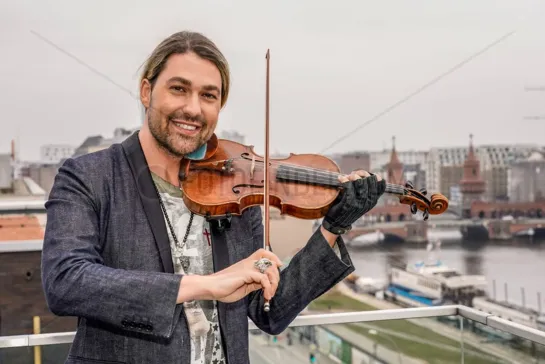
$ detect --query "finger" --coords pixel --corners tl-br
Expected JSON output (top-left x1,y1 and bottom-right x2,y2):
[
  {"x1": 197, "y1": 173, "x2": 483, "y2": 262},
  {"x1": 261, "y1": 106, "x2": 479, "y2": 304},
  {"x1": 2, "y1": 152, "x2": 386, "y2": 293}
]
[
  {"x1": 255, "y1": 249, "x2": 284, "y2": 267},
  {"x1": 265, "y1": 264, "x2": 280, "y2": 297},
  {"x1": 248, "y1": 271, "x2": 273, "y2": 301},
  {"x1": 338, "y1": 174, "x2": 349, "y2": 183},
  {"x1": 348, "y1": 171, "x2": 361, "y2": 181},
  {"x1": 354, "y1": 170, "x2": 370, "y2": 178}
]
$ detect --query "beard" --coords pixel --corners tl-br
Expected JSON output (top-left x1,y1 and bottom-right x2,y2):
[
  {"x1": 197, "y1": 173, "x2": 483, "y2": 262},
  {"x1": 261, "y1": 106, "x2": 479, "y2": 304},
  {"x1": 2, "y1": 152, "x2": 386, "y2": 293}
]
[{"x1": 147, "y1": 102, "x2": 209, "y2": 158}]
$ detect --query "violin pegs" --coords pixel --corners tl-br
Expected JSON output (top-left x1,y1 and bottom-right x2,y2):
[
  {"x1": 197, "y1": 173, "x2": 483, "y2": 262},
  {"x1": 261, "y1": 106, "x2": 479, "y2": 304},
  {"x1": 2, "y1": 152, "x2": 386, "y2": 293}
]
[
  {"x1": 423, "y1": 209, "x2": 429, "y2": 221},
  {"x1": 405, "y1": 181, "x2": 414, "y2": 189},
  {"x1": 410, "y1": 202, "x2": 418, "y2": 215},
  {"x1": 419, "y1": 188, "x2": 427, "y2": 196}
]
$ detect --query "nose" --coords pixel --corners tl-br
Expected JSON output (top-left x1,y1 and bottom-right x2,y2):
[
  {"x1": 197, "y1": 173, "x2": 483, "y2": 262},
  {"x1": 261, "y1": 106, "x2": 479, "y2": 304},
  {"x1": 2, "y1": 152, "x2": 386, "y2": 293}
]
[{"x1": 183, "y1": 93, "x2": 202, "y2": 118}]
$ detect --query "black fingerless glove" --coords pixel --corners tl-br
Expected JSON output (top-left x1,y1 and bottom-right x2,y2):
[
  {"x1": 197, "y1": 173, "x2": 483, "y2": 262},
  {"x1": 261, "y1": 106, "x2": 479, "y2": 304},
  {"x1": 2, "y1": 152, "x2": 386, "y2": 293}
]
[{"x1": 322, "y1": 174, "x2": 387, "y2": 235}]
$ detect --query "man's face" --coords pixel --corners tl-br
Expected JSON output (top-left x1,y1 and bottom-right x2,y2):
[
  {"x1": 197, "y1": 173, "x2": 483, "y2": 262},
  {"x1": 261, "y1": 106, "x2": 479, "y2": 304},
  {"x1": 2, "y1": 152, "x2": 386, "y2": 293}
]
[{"x1": 141, "y1": 52, "x2": 222, "y2": 157}]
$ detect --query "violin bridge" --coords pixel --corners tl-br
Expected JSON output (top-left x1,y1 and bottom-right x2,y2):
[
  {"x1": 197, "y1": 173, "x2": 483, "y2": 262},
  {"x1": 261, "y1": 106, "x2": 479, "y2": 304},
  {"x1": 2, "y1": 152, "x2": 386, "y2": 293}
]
[{"x1": 250, "y1": 155, "x2": 256, "y2": 180}]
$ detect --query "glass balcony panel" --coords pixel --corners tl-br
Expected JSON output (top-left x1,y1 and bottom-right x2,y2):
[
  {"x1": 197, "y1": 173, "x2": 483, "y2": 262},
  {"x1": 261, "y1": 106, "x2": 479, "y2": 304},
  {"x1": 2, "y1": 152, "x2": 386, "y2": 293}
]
[
  {"x1": 459, "y1": 306, "x2": 545, "y2": 363},
  {"x1": 1, "y1": 306, "x2": 544, "y2": 363},
  {"x1": 250, "y1": 315, "x2": 467, "y2": 363},
  {"x1": 0, "y1": 343, "x2": 33, "y2": 364}
]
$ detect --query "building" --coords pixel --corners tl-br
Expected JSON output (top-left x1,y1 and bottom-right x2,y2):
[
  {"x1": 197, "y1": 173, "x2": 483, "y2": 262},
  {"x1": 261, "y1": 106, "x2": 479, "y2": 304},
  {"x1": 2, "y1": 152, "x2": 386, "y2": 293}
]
[
  {"x1": 459, "y1": 135, "x2": 486, "y2": 218},
  {"x1": 403, "y1": 163, "x2": 426, "y2": 192},
  {"x1": 508, "y1": 150, "x2": 545, "y2": 202},
  {"x1": 426, "y1": 140, "x2": 539, "y2": 202},
  {"x1": 337, "y1": 152, "x2": 371, "y2": 174},
  {"x1": 384, "y1": 137, "x2": 404, "y2": 186},
  {"x1": 0, "y1": 215, "x2": 76, "y2": 364},
  {"x1": 72, "y1": 127, "x2": 138, "y2": 158},
  {"x1": 0, "y1": 154, "x2": 12, "y2": 192},
  {"x1": 20, "y1": 163, "x2": 59, "y2": 198},
  {"x1": 368, "y1": 148, "x2": 427, "y2": 171},
  {"x1": 40, "y1": 144, "x2": 75, "y2": 164}
]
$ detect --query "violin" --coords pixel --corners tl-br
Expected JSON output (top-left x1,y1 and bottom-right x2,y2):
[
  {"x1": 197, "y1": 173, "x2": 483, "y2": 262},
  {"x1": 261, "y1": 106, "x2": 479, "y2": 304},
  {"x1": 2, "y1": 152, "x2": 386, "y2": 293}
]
[
  {"x1": 179, "y1": 50, "x2": 449, "y2": 224},
  {"x1": 178, "y1": 136, "x2": 449, "y2": 221},
  {"x1": 178, "y1": 50, "x2": 449, "y2": 311}
]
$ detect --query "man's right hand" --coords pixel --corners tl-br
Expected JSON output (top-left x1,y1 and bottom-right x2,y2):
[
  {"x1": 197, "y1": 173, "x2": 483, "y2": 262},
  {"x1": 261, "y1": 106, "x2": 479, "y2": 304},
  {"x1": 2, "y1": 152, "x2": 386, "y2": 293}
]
[{"x1": 176, "y1": 249, "x2": 283, "y2": 304}]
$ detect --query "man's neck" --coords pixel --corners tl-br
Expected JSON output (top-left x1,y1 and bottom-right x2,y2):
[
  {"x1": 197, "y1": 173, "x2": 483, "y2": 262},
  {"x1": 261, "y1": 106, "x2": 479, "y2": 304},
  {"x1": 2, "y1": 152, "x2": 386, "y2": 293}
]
[{"x1": 138, "y1": 126, "x2": 181, "y2": 187}]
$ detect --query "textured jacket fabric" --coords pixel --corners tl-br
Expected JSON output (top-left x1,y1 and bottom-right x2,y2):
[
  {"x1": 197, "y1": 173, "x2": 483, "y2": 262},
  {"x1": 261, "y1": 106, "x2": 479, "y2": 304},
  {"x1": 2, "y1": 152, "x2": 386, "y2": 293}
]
[{"x1": 41, "y1": 131, "x2": 355, "y2": 364}]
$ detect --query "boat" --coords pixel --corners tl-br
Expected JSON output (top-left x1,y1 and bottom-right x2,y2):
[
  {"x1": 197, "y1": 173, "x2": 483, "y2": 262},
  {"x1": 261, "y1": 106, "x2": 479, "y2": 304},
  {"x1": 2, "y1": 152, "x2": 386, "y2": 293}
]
[
  {"x1": 384, "y1": 239, "x2": 488, "y2": 307},
  {"x1": 344, "y1": 273, "x2": 386, "y2": 295}
]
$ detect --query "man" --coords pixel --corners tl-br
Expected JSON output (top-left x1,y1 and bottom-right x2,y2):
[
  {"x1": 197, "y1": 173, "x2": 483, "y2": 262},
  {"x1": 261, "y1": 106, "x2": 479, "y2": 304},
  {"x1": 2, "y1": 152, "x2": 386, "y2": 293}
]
[{"x1": 41, "y1": 31, "x2": 386, "y2": 364}]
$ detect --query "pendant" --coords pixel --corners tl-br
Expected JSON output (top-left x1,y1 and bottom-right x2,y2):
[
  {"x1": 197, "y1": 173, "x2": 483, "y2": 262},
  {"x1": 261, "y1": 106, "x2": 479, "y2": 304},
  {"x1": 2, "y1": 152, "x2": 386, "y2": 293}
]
[
  {"x1": 180, "y1": 256, "x2": 190, "y2": 272},
  {"x1": 173, "y1": 246, "x2": 184, "y2": 259}
]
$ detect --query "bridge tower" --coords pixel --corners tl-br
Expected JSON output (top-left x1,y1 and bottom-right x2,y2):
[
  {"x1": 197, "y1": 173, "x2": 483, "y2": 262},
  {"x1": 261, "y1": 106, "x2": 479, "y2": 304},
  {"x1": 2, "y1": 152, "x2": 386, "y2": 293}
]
[
  {"x1": 386, "y1": 136, "x2": 404, "y2": 185},
  {"x1": 459, "y1": 134, "x2": 485, "y2": 218}
]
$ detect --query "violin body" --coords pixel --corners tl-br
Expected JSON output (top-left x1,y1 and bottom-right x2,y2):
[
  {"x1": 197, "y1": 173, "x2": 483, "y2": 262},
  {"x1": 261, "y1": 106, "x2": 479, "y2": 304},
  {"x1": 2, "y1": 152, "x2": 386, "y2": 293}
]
[
  {"x1": 179, "y1": 136, "x2": 449, "y2": 221},
  {"x1": 180, "y1": 138, "x2": 341, "y2": 220}
]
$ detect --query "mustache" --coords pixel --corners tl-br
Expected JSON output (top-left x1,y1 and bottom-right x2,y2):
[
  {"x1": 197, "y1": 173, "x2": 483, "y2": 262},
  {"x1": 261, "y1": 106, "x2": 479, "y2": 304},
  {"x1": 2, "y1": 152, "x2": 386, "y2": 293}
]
[{"x1": 168, "y1": 111, "x2": 206, "y2": 126}]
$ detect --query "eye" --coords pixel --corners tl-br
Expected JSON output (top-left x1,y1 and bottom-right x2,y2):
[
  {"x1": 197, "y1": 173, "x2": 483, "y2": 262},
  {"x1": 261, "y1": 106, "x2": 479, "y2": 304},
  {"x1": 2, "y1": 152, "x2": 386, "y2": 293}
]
[
  {"x1": 203, "y1": 93, "x2": 217, "y2": 100},
  {"x1": 170, "y1": 86, "x2": 186, "y2": 92}
]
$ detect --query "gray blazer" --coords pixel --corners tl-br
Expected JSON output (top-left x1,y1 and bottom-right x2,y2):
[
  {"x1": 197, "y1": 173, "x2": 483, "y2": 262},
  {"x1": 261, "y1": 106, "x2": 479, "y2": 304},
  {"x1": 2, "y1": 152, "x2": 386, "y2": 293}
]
[{"x1": 41, "y1": 131, "x2": 354, "y2": 364}]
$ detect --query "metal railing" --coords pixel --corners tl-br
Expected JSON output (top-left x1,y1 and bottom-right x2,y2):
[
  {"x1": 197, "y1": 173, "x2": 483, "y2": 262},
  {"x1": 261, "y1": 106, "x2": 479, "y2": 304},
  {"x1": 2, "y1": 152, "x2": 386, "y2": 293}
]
[
  {"x1": 0, "y1": 199, "x2": 46, "y2": 214},
  {"x1": 1, "y1": 305, "x2": 544, "y2": 349}
]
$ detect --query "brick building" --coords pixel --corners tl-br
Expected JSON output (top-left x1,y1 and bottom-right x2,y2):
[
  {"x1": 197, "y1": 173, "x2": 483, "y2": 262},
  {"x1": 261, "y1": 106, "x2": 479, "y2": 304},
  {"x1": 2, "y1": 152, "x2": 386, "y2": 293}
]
[
  {"x1": 338, "y1": 151, "x2": 371, "y2": 174},
  {"x1": 460, "y1": 135, "x2": 486, "y2": 218}
]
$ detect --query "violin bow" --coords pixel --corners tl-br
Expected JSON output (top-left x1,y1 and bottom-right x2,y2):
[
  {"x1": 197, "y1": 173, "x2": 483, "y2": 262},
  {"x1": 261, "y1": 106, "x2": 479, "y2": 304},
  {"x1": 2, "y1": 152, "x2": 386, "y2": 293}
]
[{"x1": 263, "y1": 49, "x2": 271, "y2": 312}]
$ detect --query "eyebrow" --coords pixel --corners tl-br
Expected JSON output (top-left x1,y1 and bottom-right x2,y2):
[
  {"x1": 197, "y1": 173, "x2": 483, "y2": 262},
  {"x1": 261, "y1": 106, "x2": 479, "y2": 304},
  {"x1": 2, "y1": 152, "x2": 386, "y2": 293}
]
[{"x1": 167, "y1": 76, "x2": 221, "y2": 94}]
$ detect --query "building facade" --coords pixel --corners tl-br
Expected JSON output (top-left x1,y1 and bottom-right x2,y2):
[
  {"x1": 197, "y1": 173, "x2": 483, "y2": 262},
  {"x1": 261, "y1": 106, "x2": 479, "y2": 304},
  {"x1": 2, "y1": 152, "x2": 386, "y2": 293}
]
[
  {"x1": 426, "y1": 141, "x2": 539, "y2": 202},
  {"x1": 508, "y1": 150, "x2": 545, "y2": 202},
  {"x1": 40, "y1": 144, "x2": 75, "y2": 164},
  {"x1": 459, "y1": 135, "x2": 486, "y2": 218},
  {"x1": 338, "y1": 152, "x2": 371, "y2": 174}
]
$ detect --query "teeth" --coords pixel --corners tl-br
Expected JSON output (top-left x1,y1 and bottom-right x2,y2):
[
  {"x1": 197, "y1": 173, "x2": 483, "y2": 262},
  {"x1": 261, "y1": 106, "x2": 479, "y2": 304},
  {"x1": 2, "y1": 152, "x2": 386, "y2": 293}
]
[{"x1": 174, "y1": 122, "x2": 197, "y2": 131}]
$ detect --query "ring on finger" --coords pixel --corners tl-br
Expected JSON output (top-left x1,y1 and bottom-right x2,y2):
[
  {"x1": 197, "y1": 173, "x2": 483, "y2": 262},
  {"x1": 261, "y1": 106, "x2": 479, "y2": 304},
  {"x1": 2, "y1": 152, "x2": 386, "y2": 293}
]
[{"x1": 254, "y1": 258, "x2": 273, "y2": 273}]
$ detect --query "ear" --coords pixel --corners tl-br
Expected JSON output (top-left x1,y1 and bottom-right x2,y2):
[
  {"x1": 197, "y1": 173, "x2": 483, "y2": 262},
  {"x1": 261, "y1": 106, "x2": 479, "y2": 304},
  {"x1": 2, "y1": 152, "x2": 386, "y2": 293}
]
[{"x1": 140, "y1": 79, "x2": 151, "y2": 109}]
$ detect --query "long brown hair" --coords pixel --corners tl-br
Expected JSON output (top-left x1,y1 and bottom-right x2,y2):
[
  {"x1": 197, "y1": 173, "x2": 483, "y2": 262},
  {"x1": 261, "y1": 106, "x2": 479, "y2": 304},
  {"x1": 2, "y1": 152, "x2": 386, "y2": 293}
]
[{"x1": 139, "y1": 31, "x2": 230, "y2": 108}]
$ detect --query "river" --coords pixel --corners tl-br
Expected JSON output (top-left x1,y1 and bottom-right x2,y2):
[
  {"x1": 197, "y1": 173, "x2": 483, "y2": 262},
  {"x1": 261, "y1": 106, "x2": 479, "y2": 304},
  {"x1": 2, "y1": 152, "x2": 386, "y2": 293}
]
[{"x1": 348, "y1": 239, "x2": 545, "y2": 311}]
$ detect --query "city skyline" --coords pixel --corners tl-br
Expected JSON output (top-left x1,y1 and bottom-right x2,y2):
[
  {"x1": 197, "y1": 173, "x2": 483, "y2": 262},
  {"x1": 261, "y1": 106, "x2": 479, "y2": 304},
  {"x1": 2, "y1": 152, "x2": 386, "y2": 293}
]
[
  {"x1": 2, "y1": 0, "x2": 545, "y2": 161},
  {"x1": 7, "y1": 127, "x2": 545, "y2": 164}
]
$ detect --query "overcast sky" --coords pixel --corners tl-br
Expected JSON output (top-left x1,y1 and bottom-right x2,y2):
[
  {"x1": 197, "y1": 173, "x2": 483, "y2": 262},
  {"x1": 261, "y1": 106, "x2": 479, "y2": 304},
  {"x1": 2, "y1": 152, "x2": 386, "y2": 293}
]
[{"x1": 1, "y1": 0, "x2": 545, "y2": 161}]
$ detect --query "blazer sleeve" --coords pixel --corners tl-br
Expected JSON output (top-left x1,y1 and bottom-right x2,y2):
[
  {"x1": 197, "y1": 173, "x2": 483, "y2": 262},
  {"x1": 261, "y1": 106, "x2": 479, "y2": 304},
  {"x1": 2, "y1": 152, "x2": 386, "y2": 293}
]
[
  {"x1": 246, "y1": 206, "x2": 354, "y2": 335},
  {"x1": 41, "y1": 157, "x2": 183, "y2": 340}
]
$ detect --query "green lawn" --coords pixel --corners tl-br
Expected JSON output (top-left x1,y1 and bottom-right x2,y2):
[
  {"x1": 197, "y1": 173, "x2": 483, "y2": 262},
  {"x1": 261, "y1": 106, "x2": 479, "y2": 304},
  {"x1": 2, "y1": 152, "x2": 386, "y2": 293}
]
[
  {"x1": 308, "y1": 291, "x2": 505, "y2": 364},
  {"x1": 308, "y1": 291, "x2": 376, "y2": 311}
]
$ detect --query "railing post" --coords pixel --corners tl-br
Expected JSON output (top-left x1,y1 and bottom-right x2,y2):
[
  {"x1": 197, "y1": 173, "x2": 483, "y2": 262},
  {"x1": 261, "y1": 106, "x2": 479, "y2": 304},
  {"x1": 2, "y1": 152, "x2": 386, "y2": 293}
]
[
  {"x1": 459, "y1": 315, "x2": 464, "y2": 364},
  {"x1": 33, "y1": 316, "x2": 41, "y2": 364}
]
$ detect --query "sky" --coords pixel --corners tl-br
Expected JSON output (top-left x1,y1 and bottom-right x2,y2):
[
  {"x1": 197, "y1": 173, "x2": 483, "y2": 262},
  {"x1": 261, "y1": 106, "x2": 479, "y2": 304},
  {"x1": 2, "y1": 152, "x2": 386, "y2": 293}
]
[{"x1": 1, "y1": 0, "x2": 545, "y2": 161}]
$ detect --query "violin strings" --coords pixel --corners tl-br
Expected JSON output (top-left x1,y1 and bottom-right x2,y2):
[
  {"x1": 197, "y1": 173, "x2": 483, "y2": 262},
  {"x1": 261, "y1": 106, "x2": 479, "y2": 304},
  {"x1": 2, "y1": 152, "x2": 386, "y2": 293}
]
[
  {"x1": 275, "y1": 167, "x2": 404, "y2": 195},
  {"x1": 274, "y1": 164, "x2": 404, "y2": 191},
  {"x1": 219, "y1": 157, "x2": 406, "y2": 195},
  {"x1": 259, "y1": 159, "x2": 405, "y2": 190}
]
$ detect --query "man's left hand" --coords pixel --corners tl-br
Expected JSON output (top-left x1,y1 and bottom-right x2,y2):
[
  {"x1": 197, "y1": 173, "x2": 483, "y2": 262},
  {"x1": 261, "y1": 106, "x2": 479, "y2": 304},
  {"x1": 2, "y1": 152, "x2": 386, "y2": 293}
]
[{"x1": 321, "y1": 170, "x2": 386, "y2": 235}]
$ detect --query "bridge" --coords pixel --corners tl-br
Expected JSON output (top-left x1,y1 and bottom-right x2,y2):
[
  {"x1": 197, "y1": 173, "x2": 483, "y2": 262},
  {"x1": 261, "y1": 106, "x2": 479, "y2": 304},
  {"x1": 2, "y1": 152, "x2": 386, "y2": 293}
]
[{"x1": 345, "y1": 218, "x2": 545, "y2": 243}]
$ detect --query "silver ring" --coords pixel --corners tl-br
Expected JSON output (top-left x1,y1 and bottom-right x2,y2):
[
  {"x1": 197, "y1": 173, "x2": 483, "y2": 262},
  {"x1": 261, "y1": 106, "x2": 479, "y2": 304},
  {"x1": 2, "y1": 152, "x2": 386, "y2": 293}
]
[{"x1": 254, "y1": 258, "x2": 273, "y2": 273}]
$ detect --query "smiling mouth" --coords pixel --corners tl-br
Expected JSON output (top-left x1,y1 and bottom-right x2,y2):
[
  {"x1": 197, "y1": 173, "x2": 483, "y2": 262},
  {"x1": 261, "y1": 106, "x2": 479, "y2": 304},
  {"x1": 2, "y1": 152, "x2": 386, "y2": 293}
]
[{"x1": 170, "y1": 118, "x2": 202, "y2": 134}]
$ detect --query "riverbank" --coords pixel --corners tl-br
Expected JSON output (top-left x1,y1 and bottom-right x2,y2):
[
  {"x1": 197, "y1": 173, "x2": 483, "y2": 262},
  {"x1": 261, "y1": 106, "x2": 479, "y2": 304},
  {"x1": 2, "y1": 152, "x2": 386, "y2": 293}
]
[{"x1": 307, "y1": 282, "x2": 535, "y2": 364}]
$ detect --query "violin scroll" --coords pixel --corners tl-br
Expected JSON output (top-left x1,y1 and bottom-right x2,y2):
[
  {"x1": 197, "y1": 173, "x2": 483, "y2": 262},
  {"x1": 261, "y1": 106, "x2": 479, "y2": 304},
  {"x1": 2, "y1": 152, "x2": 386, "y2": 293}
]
[{"x1": 397, "y1": 181, "x2": 449, "y2": 221}]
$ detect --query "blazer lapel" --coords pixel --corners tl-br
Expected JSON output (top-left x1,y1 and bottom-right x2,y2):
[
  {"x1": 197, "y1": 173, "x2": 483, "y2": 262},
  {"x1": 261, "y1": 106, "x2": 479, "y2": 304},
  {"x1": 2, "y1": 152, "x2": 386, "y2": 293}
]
[{"x1": 121, "y1": 131, "x2": 175, "y2": 273}]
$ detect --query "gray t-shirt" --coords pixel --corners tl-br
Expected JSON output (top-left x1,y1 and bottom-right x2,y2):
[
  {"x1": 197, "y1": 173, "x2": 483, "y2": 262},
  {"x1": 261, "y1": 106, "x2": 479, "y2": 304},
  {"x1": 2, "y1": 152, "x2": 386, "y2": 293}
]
[{"x1": 152, "y1": 173, "x2": 226, "y2": 364}]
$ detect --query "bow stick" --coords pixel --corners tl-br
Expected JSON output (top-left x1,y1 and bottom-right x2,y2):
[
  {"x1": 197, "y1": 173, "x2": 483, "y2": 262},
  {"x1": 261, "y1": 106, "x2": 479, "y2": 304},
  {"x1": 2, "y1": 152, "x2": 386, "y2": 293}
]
[{"x1": 263, "y1": 49, "x2": 271, "y2": 312}]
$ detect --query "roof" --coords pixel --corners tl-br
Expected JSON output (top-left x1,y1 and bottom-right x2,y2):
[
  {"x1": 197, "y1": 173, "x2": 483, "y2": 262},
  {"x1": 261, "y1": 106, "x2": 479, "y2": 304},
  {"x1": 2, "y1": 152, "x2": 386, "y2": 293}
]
[{"x1": 0, "y1": 214, "x2": 45, "y2": 241}]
